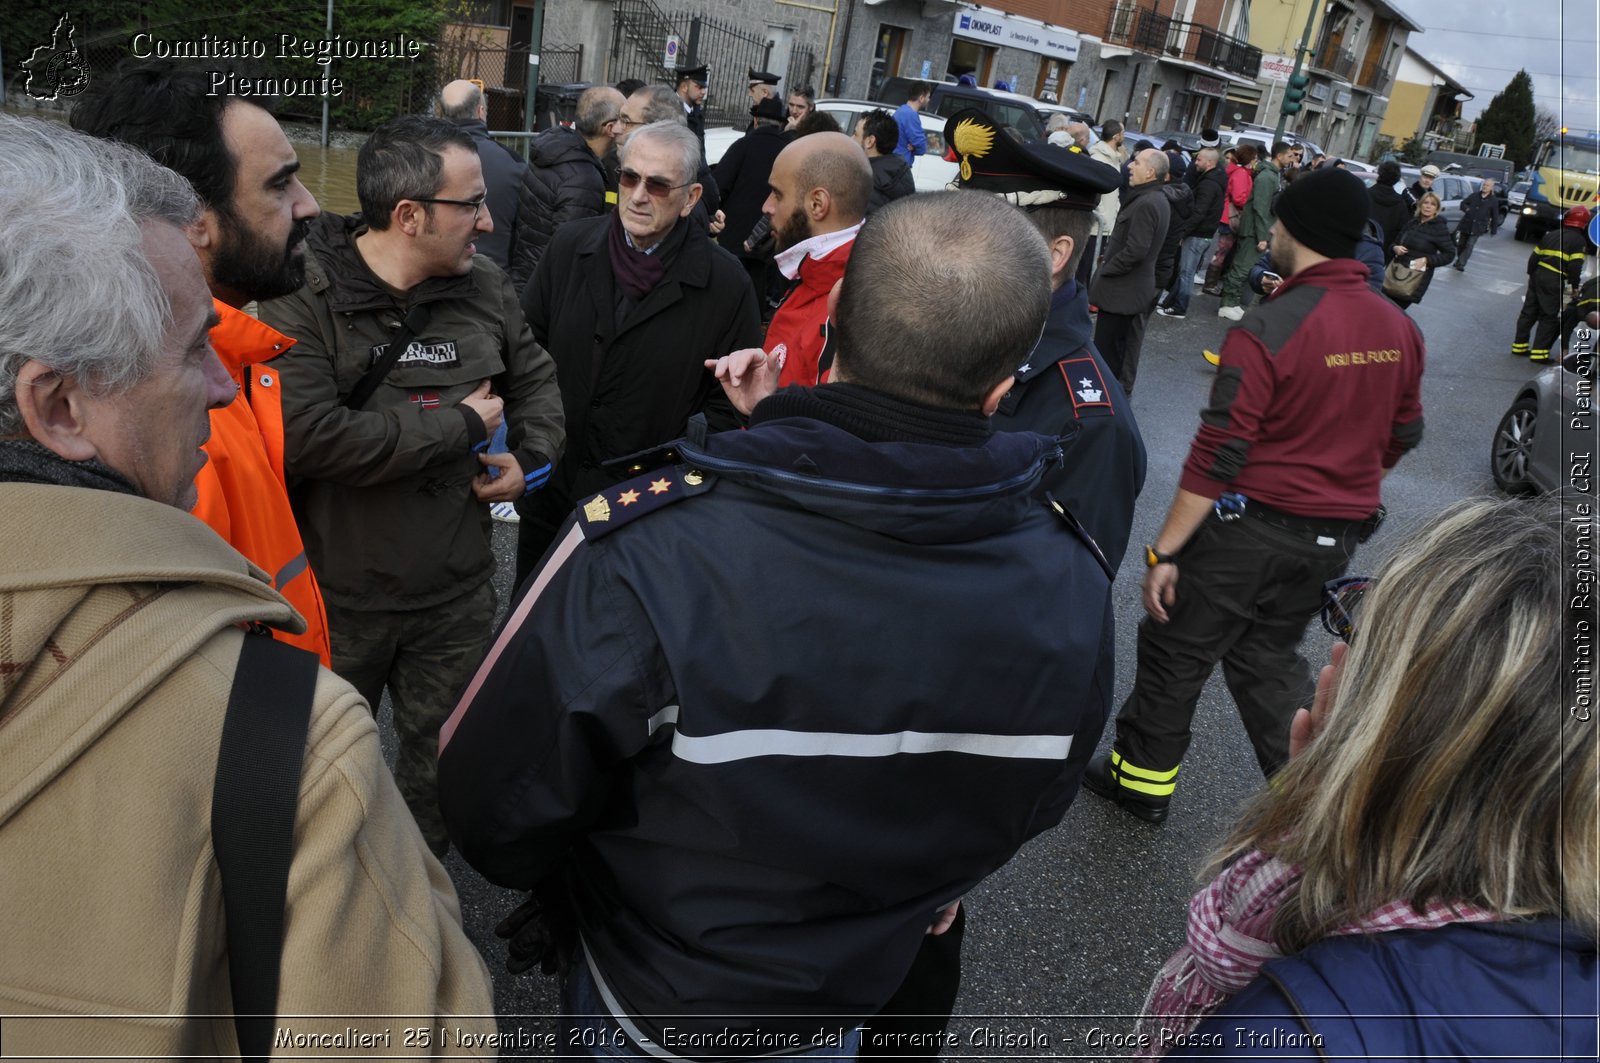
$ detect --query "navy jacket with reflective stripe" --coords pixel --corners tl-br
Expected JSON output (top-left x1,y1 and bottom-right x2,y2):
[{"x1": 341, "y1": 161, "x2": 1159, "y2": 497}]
[{"x1": 439, "y1": 411, "x2": 1114, "y2": 1051}]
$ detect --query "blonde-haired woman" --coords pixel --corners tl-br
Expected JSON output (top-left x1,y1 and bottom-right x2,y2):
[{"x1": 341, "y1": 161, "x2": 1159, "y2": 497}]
[
  {"x1": 1386, "y1": 190, "x2": 1455, "y2": 308},
  {"x1": 1140, "y1": 496, "x2": 1596, "y2": 1059}
]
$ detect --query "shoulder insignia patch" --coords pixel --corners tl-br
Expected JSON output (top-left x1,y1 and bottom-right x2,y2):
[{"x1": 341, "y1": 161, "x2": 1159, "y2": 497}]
[
  {"x1": 579, "y1": 465, "x2": 716, "y2": 540},
  {"x1": 1059, "y1": 354, "x2": 1114, "y2": 415}
]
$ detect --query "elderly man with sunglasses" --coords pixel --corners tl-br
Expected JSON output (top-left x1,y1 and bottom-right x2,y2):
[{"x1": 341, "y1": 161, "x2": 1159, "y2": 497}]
[
  {"x1": 260, "y1": 115, "x2": 565, "y2": 856},
  {"x1": 513, "y1": 119, "x2": 761, "y2": 585}
]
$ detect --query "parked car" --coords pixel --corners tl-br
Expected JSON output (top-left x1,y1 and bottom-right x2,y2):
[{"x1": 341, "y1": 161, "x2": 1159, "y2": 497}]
[
  {"x1": 985, "y1": 88, "x2": 1092, "y2": 131},
  {"x1": 876, "y1": 77, "x2": 1047, "y2": 143},
  {"x1": 1143, "y1": 129, "x2": 1204, "y2": 153},
  {"x1": 1216, "y1": 128, "x2": 1270, "y2": 158},
  {"x1": 1490, "y1": 358, "x2": 1587, "y2": 494},
  {"x1": 1429, "y1": 149, "x2": 1513, "y2": 221},
  {"x1": 812, "y1": 100, "x2": 959, "y2": 192},
  {"x1": 703, "y1": 101, "x2": 959, "y2": 193},
  {"x1": 702, "y1": 126, "x2": 743, "y2": 167},
  {"x1": 1433, "y1": 173, "x2": 1482, "y2": 225}
]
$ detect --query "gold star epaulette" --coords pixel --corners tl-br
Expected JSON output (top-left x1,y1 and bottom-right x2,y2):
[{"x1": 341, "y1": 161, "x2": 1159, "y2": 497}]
[{"x1": 578, "y1": 465, "x2": 716, "y2": 540}]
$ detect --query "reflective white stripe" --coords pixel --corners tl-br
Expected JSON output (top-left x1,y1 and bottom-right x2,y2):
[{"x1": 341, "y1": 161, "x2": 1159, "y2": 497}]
[
  {"x1": 647, "y1": 704, "x2": 679, "y2": 736},
  {"x1": 671, "y1": 728, "x2": 1073, "y2": 764},
  {"x1": 438, "y1": 522, "x2": 585, "y2": 752}
]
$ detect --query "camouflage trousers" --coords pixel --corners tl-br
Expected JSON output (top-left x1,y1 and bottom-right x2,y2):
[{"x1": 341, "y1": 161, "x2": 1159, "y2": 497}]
[{"x1": 325, "y1": 581, "x2": 496, "y2": 855}]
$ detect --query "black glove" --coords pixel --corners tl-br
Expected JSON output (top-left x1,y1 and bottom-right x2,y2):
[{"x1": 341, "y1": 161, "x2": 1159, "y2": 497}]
[{"x1": 495, "y1": 888, "x2": 578, "y2": 976}]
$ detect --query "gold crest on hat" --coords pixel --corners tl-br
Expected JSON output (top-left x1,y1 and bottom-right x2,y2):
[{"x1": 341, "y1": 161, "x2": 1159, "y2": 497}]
[{"x1": 952, "y1": 118, "x2": 995, "y2": 182}]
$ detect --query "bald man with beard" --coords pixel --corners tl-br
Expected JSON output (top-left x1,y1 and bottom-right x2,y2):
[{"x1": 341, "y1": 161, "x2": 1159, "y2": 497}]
[{"x1": 760, "y1": 132, "x2": 872, "y2": 388}]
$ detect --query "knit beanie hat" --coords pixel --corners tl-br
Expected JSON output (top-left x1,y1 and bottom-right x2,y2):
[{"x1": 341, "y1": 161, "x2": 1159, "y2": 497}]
[{"x1": 1273, "y1": 167, "x2": 1369, "y2": 260}]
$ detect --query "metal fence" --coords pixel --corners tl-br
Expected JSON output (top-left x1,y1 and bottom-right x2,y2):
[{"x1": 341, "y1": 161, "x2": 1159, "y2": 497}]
[
  {"x1": 610, "y1": 0, "x2": 686, "y2": 88},
  {"x1": 669, "y1": 13, "x2": 776, "y2": 126},
  {"x1": 786, "y1": 47, "x2": 818, "y2": 97},
  {"x1": 606, "y1": 2, "x2": 818, "y2": 127},
  {"x1": 453, "y1": 44, "x2": 585, "y2": 130}
]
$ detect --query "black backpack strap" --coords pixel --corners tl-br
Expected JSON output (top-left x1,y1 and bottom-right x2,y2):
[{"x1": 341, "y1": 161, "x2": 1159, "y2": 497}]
[
  {"x1": 211, "y1": 630, "x2": 320, "y2": 1061},
  {"x1": 344, "y1": 302, "x2": 433, "y2": 410}
]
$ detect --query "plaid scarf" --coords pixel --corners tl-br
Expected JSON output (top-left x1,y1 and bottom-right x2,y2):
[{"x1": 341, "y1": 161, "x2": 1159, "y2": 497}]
[{"x1": 1137, "y1": 848, "x2": 1503, "y2": 1057}]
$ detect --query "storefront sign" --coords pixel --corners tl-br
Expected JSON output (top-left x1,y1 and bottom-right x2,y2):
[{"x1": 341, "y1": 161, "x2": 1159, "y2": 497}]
[
  {"x1": 1190, "y1": 73, "x2": 1226, "y2": 96},
  {"x1": 1259, "y1": 53, "x2": 1295, "y2": 83},
  {"x1": 953, "y1": 7, "x2": 1080, "y2": 62}
]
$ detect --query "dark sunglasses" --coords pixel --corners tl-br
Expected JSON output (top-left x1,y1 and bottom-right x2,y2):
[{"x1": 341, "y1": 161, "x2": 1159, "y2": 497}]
[
  {"x1": 1321, "y1": 575, "x2": 1376, "y2": 642},
  {"x1": 618, "y1": 168, "x2": 691, "y2": 198}
]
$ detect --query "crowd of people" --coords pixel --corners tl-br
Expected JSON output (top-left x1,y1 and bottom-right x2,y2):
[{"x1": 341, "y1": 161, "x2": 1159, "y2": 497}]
[{"x1": 0, "y1": 55, "x2": 1593, "y2": 1061}]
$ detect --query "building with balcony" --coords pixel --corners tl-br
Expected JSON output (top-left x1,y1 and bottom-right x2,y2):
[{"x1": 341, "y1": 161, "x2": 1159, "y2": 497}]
[
  {"x1": 1378, "y1": 47, "x2": 1473, "y2": 154},
  {"x1": 1244, "y1": 0, "x2": 1420, "y2": 159},
  {"x1": 831, "y1": 0, "x2": 1267, "y2": 134},
  {"x1": 449, "y1": 0, "x2": 1282, "y2": 136}
]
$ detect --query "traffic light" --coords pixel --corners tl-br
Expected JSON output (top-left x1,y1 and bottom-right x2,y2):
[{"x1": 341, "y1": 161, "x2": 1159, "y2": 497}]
[{"x1": 1282, "y1": 73, "x2": 1309, "y2": 116}]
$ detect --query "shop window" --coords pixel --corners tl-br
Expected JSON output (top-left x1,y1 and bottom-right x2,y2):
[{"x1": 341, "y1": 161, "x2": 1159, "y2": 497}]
[{"x1": 948, "y1": 39, "x2": 995, "y2": 87}]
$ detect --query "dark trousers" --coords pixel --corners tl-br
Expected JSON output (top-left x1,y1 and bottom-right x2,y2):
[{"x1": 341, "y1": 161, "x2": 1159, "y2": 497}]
[
  {"x1": 1093, "y1": 309, "x2": 1150, "y2": 396},
  {"x1": 325, "y1": 581, "x2": 496, "y2": 853},
  {"x1": 1513, "y1": 271, "x2": 1566, "y2": 357},
  {"x1": 1454, "y1": 229, "x2": 1482, "y2": 269},
  {"x1": 1112, "y1": 512, "x2": 1358, "y2": 782},
  {"x1": 858, "y1": 905, "x2": 965, "y2": 1061}
]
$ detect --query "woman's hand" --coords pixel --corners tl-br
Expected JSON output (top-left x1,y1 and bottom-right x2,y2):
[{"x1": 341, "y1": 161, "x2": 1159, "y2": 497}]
[{"x1": 1290, "y1": 641, "x2": 1347, "y2": 759}]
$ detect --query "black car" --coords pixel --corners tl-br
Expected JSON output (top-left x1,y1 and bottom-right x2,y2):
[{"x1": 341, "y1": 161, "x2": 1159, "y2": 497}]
[
  {"x1": 875, "y1": 78, "x2": 1046, "y2": 143},
  {"x1": 1143, "y1": 129, "x2": 1204, "y2": 153}
]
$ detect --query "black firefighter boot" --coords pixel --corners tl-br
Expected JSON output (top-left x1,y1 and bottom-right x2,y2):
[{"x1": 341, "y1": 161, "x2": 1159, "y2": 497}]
[{"x1": 1082, "y1": 750, "x2": 1172, "y2": 824}]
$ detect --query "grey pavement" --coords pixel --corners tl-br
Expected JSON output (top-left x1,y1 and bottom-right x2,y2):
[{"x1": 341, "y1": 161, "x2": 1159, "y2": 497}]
[{"x1": 380, "y1": 222, "x2": 1555, "y2": 1059}]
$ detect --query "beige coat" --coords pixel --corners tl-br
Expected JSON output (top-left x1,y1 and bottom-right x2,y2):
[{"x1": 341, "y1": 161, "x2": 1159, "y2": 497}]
[
  {"x1": 0, "y1": 484, "x2": 495, "y2": 1057},
  {"x1": 1088, "y1": 138, "x2": 1125, "y2": 240}
]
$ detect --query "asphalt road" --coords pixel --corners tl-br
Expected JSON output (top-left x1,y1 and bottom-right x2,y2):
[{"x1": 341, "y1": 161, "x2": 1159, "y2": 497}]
[{"x1": 394, "y1": 222, "x2": 1561, "y2": 1059}]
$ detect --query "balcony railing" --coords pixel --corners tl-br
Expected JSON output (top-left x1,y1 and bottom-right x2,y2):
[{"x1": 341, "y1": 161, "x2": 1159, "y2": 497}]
[
  {"x1": 1105, "y1": 5, "x2": 1262, "y2": 81},
  {"x1": 1311, "y1": 45, "x2": 1357, "y2": 80},
  {"x1": 1357, "y1": 56, "x2": 1393, "y2": 95}
]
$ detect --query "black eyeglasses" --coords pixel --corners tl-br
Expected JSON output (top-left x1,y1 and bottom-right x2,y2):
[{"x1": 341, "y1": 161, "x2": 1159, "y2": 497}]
[
  {"x1": 411, "y1": 195, "x2": 486, "y2": 220},
  {"x1": 1321, "y1": 575, "x2": 1376, "y2": 642},
  {"x1": 617, "y1": 115, "x2": 646, "y2": 128},
  {"x1": 618, "y1": 168, "x2": 691, "y2": 198}
]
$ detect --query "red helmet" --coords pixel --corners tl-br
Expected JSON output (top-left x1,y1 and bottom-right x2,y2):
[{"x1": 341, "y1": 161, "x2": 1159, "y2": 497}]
[{"x1": 1563, "y1": 205, "x2": 1593, "y2": 229}]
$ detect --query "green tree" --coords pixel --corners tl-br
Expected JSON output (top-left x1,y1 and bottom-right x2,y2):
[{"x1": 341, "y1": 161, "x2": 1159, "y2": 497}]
[
  {"x1": 6, "y1": 2, "x2": 454, "y2": 132},
  {"x1": 1396, "y1": 135, "x2": 1429, "y2": 165},
  {"x1": 1473, "y1": 70, "x2": 1537, "y2": 169}
]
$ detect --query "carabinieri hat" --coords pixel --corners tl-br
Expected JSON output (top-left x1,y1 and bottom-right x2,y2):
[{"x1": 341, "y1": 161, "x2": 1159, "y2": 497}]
[
  {"x1": 747, "y1": 68, "x2": 781, "y2": 87},
  {"x1": 944, "y1": 108, "x2": 1118, "y2": 211},
  {"x1": 675, "y1": 65, "x2": 709, "y2": 86}
]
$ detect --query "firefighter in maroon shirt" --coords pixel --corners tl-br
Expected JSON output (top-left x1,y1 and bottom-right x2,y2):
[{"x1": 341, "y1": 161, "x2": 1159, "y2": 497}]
[{"x1": 1083, "y1": 168, "x2": 1425, "y2": 824}]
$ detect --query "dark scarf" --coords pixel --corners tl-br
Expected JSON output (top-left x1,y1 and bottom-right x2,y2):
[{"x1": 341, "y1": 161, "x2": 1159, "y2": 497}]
[
  {"x1": 750, "y1": 382, "x2": 991, "y2": 446},
  {"x1": 607, "y1": 210, "x2": 691, "y2": 301},
  {"x1": 0, "y1": 439, "x2": 138, "y2": 495}
]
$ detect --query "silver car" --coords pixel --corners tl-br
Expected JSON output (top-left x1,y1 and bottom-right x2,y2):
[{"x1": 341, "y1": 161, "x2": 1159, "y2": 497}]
[{"x1": 1491, "y1": 359, "x2": 1588, "y2": 494}]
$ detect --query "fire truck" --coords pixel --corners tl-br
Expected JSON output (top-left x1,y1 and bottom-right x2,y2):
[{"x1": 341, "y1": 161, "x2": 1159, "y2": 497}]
[{"x1": 1514, "y1": 127, "x2": 1600, "y2": 241}]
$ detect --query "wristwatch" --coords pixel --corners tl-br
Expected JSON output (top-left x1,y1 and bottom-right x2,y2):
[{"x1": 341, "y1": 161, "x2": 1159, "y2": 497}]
[{"x1": 1145, "y1": 545, "x2": 1178, "y2": 568}]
